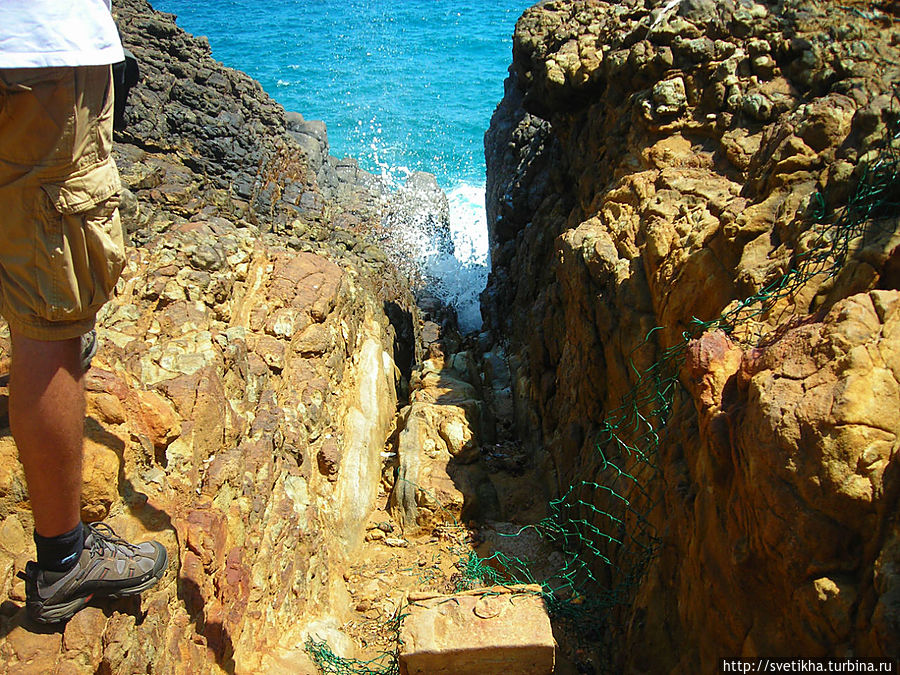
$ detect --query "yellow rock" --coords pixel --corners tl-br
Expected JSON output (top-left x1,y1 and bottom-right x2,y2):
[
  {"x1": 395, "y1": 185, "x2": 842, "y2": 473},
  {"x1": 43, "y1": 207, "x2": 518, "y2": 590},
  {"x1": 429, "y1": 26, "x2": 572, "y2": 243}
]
[{"x1": 81, "y1": 437, "x2": 121, "y2": 522}]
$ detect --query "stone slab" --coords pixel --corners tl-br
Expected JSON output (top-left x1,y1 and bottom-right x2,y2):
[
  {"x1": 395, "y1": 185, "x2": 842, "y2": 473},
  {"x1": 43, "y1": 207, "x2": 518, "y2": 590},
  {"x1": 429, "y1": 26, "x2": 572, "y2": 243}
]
[{"x1": 399, "y1": 585, "x2": 555, "y2": 675}]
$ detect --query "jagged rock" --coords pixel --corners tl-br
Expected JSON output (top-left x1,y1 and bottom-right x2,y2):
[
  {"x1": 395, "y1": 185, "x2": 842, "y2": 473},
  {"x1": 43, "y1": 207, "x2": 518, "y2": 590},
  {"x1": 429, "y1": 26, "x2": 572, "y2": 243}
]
[
  {"x1": 667, "y1": 291, "x2": 900, "y2": 662},
  {"x1": 316, "y1": 439, "x2": 342, "y2": 480},
  {"x1": 389, "y1": 354, "x2": 496, "y2": 532},
  {"x1": 484, "y1": 0, "x2": 900, "y2": 669},
  {"x1": 79, "y1": 437, "x2": 121, "y2": 522},
  {"x1": 0, "y1": 0, "x2": 426, "y2": 672},
  {"x1": 285, "y1": 111, "x2": 329, "y2": 176},
  {"x1": 112, "y1": 0, "x2": 449, "y2": 253},
  {"x1": 0, "y1": 212, "x2": 403, "y2": 673}
]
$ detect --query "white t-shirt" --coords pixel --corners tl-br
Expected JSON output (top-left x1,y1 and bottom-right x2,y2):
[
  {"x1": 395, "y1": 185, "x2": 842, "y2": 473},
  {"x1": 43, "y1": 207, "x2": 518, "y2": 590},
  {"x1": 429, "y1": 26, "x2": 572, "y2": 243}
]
[{"x1": 0, "y1": 0, "x2": 124, "y2": 68}]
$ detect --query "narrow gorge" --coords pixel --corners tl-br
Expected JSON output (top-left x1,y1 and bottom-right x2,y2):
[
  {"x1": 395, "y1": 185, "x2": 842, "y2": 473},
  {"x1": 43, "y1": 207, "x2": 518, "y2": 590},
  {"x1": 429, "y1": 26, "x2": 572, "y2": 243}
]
[{"x1": 0, "y1": 0, "x2": 897, "y2": 674}]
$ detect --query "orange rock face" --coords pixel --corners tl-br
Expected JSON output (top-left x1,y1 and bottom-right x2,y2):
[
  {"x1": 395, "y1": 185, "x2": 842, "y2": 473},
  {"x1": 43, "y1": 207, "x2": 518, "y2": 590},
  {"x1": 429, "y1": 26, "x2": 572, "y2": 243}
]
[{"x1": 483, "y1": 0, "x2": 900, "y2": 670}]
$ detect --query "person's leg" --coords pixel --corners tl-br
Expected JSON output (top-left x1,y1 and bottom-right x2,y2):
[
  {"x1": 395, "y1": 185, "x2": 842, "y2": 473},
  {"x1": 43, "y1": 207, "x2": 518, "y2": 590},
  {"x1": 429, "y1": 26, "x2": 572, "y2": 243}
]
[
  {"x1": 8, "y1": 330, "x2": 84, "y2": 539},
  {"x1": 3, "y1": 65, "x2": 167, "y2": 624}
]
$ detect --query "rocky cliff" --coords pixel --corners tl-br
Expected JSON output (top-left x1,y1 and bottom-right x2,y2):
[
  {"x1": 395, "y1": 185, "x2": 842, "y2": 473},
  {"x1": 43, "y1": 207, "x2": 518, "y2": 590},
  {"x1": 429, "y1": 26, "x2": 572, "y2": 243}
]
[
  {"x1": 0, "y1": 1, "x2": 442, "y2": 673},
  {"x1": 483, "y1": 0, "x2": 900, "y2": 670},
  {"x1": 2, "y1": 0, "x2": 898, "y2": 671}
]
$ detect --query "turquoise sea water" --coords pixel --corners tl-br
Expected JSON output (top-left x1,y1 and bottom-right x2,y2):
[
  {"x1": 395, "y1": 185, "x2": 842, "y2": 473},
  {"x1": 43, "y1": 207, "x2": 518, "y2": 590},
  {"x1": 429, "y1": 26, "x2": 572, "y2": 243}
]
[{"x1": 151, "y1": 0, "x2": 533, "y2": 330}]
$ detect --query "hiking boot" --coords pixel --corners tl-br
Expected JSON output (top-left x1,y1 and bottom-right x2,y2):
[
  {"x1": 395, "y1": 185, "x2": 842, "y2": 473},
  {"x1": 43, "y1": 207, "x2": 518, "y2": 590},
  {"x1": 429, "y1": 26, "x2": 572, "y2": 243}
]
[
  {"x1": 80, "y1": 328, "x2": 98, "y2": 373},
  {"x1": 19, "y1": 522, "x2": 168, "y2": 624}
]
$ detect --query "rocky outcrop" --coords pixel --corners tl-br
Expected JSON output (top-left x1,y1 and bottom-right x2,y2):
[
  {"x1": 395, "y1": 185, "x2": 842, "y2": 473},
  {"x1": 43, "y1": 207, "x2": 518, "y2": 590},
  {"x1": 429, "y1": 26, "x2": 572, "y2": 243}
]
[
  {"x1": 0, "y1": 218, "x2": 404, "y2": 675},
  {"x1": 0, "y1": 0, "x2": 437, "y2": 672},
  {"x1": 114, "y1": 0, "x2": 451, "y2": 252},
  {"x1": 672, "y1": 291, "x2": 900, "y2": 664},
  {"x1": 0, "y1": 0, "x2": 524, "y2": 671},
  {"x1": 115, "y1": 0, "x2": 329, "y2": 228},
  {"x1": 388, "y1": 348, "x2": 495, "y2": 532},
  {"x1": 484, "y1": 0, "x2": 900, "y2": 669}
]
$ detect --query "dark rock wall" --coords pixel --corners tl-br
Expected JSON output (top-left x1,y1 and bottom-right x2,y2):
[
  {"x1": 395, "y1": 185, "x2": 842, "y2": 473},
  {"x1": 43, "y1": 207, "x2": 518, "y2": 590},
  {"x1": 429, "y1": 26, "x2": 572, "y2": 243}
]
[
  {"x1": 114, "y1": 0, "x2": 393, "y2": 235},
  {"x1": 112, "y1": 0, "x2": 423, "y2": 369}
]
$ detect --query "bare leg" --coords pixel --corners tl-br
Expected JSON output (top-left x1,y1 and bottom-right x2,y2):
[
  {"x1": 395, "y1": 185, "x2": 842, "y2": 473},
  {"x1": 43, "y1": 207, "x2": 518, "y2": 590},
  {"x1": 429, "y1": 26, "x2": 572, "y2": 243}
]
[{"x1": 8, "y1": 330, "x2": 84, "y2": 538}]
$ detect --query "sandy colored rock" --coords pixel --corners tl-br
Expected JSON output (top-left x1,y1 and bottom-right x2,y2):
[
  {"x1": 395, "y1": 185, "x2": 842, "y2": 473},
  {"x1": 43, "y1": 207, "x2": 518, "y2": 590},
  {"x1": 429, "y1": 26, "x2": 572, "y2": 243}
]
[
  {"x1": 80, "y1": 437, "x2": 121, "y2": 522},
  {"x1": 390, "y1": 360, "x2": 494, "y2": 532},
  {"x1": 484, "y1": 0, "x2": 900, "y2": 670},
  {"x1": 2, "y1": 615, "x2": 62, "y2": 667},
  {"x1": 0, "y1": 2, "x2": 418, "y2": 668},
  {"x1": 62, "y1": 607, "x2": 108, "y2": 669},
  {"x1": 316, "y1": 439, "x2": 342, "y2": 479},
  {"x1": 399, "y1": 585, "x2": 554, "y2": 675}
]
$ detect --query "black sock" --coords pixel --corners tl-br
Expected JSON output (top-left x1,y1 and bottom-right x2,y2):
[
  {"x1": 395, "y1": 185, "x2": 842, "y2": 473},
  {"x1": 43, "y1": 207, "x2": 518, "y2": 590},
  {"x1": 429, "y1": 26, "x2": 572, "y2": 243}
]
[{"x1": 34, "y1": 522, "x2": 85, "y2": 573}]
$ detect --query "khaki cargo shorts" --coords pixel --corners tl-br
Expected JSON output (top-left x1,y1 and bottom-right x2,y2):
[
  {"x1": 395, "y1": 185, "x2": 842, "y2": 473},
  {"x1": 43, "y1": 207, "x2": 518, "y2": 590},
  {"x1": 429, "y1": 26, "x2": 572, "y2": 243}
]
[{"x1": 0, "y1": 65, "x2": 125, "y2": 341}]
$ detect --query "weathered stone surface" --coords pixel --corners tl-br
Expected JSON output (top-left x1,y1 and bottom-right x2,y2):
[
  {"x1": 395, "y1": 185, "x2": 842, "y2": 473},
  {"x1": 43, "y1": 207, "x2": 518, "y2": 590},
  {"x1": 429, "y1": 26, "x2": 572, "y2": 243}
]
[
  {"x1": 399, "y1": 585, "x2": 554, "y2": 675},
  {"x1": 484, "y1": 0, "x2": 900, "y2": 670},
  {"x1": 0, "y1": 214, "x2": 403, "y2": 673},
  {"x1": 389, "y1": 353, "x2": 496, "y2": 532},
  {"x1": 657, "y1": 291, "x2": 900, "y2": 667},
  {"x1": 4, "y1": 0, "x2": 897, "y2": 671},
  {"x1": 0, "y1": 1, "x2": 425, "y2": 672},
  {"x1": 79, "y1": 437, "x2": 121, "y2": 522},
  {"x1": 113, "y1": 0, "x2": 327, "y2": 228},
  {"x1": 111, "y1": 0, "x2": 450, "y2": 281}
]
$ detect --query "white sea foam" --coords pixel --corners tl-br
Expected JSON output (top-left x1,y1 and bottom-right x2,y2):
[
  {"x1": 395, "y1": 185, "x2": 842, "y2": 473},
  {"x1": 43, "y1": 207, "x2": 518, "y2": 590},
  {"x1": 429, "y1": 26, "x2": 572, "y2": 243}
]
[
  {"x1": 447, "y1": 183, "x2": 489, "y2": 266},
  {"x1": 152, "y1": 0, "x2": 531, "y2": 333},
  {"x1": 440, "y1": 183, "x2": 489, "y2": 333},
  {"x1": 373, "y1": 174, "x2": 489, "y2": 334},
  {"x1": 354, "y1": 122, "x2": 490, "y2": 334},
  {"x1": 426, "y1": 183, "x2": 489, "y2": 334}
]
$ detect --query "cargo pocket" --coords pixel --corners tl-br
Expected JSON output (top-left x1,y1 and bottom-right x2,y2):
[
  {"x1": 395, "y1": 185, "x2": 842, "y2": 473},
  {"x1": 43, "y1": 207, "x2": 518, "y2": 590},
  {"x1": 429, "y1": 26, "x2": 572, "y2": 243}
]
[
  {"x1": 37, "y1": 158, "x2": 125, "y2": 323},
  {"x1": 0, "y1": 67, "x2": 76, "y2": 165}
]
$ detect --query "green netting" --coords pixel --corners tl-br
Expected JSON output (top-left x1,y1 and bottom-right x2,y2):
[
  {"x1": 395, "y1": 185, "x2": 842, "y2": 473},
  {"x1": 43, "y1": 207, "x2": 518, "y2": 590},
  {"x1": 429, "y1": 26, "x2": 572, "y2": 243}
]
[
  {"x1": 456, "y1": 89, "x2": 900, "y2": 646},
  {"x1": 308, "y1": 92, "x2": 900, "y2": 673},
  {"x1": 305, "y1": 639, "x2": 399, "y2": 675},
  {"x1": 305, "y1": 608, "x2": 405, "y2": 675}
]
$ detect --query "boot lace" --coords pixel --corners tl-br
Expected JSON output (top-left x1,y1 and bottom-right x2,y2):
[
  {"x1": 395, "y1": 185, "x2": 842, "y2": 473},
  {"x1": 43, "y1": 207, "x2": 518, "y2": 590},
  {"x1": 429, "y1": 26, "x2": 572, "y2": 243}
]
[{"x1": 86, "y1": 522, "x2": 139, "y2": 559}]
